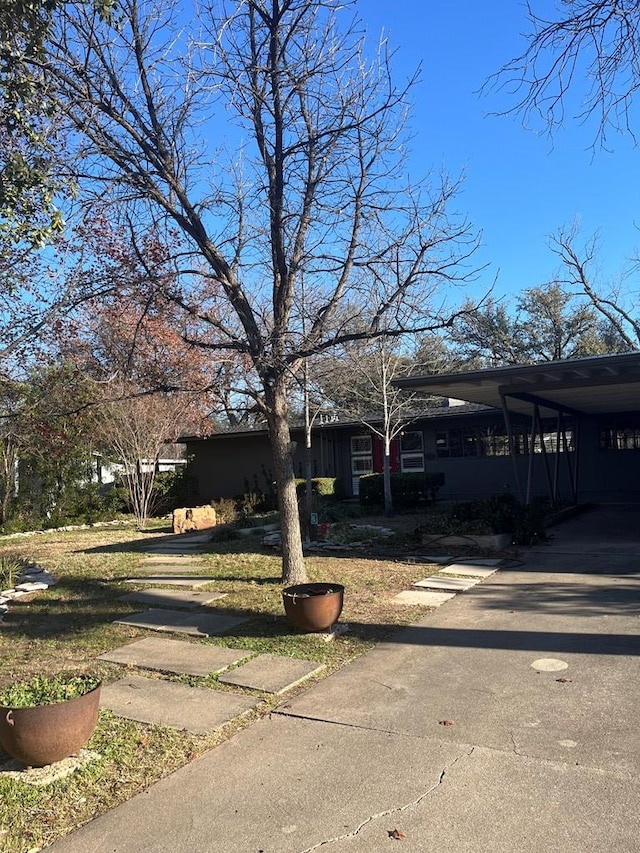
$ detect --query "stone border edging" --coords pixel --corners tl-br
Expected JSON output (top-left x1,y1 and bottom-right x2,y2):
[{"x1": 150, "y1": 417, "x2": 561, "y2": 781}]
[{"x1": 0, "y1": 562, "x2": 57, "y2": 622}]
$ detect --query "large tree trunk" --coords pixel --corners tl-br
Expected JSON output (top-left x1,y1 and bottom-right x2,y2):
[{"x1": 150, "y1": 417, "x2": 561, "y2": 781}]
[{"x1": 266, "y1": 381, "x2": 307, "y2": 586}]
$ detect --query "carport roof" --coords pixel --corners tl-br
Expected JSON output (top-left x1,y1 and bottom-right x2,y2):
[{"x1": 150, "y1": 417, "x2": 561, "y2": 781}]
[{"x1": 394, "y1": 352, "x2": 640, "y2": 417}]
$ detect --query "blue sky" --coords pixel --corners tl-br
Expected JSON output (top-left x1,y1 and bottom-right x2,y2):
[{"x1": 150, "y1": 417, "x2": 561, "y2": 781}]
[{"x1": 362, "y1": 1, "x2": 639, "y2": 302}]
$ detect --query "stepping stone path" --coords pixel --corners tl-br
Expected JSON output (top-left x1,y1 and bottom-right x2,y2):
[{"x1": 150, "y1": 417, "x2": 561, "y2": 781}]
[
  {"x1": 439, "y1": 563, "x2": 499, "y2": 579},
  {"x1": 392, "y1": 590, "x2": 456, "y2": 606},
  {"x1": 3, "y1": 532, "x2": 335, "y2": 779},
  {"x1": 118, "y1": 589, "x2": 228, "y2": 609},
  {"x1": 100, "y1": 675, "x2": 257, "y2": 734},
  {"x1": 114, "y1": 608, "x2": 248, "y2": 638},
  {"x1": 144, "y1": 541, "x2": 209, "y2": 553},
  {"x1": 218, "y1": 654, "x2": 325, "y2": 694},
  {"x1": 99, "y1": 637, "x2": 250, "y2": 677},
  {"x1": 134, "y1": 563, "x2": 210, "y2": 573},
  {"x1": 391, "y1": 556, "x2": 503, "y2": 607},
  {"x1": 124, "y1": 576, "x2": 220, "y2": 587},
  {"x1": 138, "y1": 555, "x2": 206, "y2": 563},
  {"x1": 412, "y1": 576, "x2": 479, "y2": 592}
]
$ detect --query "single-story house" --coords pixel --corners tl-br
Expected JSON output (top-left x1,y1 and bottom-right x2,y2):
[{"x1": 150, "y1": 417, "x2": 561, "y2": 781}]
[
  {"x1": 92, "y1": 442, "x2": 188, "y2": 486},
  {"x1": 183, "y1": 352, "x2": 640, "y2": 505}
]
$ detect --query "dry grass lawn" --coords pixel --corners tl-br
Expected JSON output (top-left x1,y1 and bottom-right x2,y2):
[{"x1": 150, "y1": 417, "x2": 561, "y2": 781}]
[{"x1": 0, "y1": 517, "x2": 444, "y2": 853}]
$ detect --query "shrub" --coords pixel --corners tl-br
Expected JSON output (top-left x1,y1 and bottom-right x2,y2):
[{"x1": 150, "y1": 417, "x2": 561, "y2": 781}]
[
  {"x1": 359, "y1": 472, "x2": 445, "y2": 508},
  {"x1": 320, "y1": 502, "x2": 367, "y2": 522},
  {"x1": 295, "y1": 477, "x2": 344, "y2": 501},
  {"x1": 417, "y1": 494, "x2": 547, "y2": 545},
  {"x1": 0, "y1": 555, "x2": 30, "y2": 589},
  {"x1": 236, "y1": 491, "x2": 267, "y2": 517},
  {"x1": 210, "y1": 497, "x2": 238, "y2": 524}
]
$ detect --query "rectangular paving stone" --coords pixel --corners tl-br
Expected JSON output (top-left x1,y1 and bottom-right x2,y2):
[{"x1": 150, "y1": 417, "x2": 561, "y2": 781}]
[
  {"x1": 412, "y1": 576, "x2": 479, "y2": 592},
  {"x1": 114, "y1": 608, "x2": 248, "y2": 638},
  {"x1": 135, "y1": 563, "x2": 209, "y2": 574},
  {"x1": 218, "y1": 654, "x2": 325, "y2": 694},
  {"x1": 439, "y1": 564, "x2": 498, "y2": 579},
  {"x1": 100, "y1": 675, "x2": 256, "y2": 734},
  {"x1": 391, "y1": 590, "x2": 456, "y2": 606},
  {"x1": 139, "y1": 555, "x2": 206, "y2": 564},
  {"x1": 98, "y1": 637, "x2": 250, "y2": 676},
  {"x1": 124, "y1": 577, "x2": 220, "y2": 588},
  {"x1": 118, "y1": 589, "x2": 227, "y2": 609}
]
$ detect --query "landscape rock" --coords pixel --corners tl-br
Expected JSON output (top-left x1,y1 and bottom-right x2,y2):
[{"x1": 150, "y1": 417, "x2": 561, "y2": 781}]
[{"x1": 172, "y1": 505, "x2": 217, "y2": 534}]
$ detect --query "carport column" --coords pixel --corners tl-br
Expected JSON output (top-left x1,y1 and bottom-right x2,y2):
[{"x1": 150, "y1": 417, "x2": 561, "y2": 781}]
[
  {"x1": 532, "y1": 403, "x2": 555, "y2": 506},
  {"x1": 565, "y1": 414, "x2": 579, "y2": 502},
  {"x1": 500, "y1": 393, "x2": 523, "y2": 503}
]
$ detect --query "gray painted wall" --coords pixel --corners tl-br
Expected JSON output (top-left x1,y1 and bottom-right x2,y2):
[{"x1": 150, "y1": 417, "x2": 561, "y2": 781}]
[{"x1": 186, "y1": 411, "x2": 640, "y2": 504}]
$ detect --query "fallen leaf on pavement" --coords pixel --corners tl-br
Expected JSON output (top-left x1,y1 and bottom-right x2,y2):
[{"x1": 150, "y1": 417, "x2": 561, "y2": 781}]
[
  {"x1": 389, "y1": 828, "x2": 406, "y2": 840},
  {"x1": 439, "y1": 719, "x2": 454, "y2": 726},
  {"x1": 556, "y1": 678, "x2": 572, "y2": 683}
]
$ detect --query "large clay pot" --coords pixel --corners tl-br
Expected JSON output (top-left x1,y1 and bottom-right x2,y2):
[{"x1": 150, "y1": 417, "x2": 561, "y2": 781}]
[
  {"x1": 282, "y1": 582, "x2": 344, "y2": 632},
  {"x1": 0, "y1": 683, "x2": 101, "y2": 767}
]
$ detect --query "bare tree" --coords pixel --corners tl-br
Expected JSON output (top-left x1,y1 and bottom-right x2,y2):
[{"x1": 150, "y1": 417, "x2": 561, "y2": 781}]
[
  {"x1": 320, "y1": 336, "x2": 433, "y2": 514},
  {"x1": 96, "y1": 383, "x2": 193, "y2": 529},
  {"x1": 487, "y1": 4, "x2": 640, "y2": 351},
  {"x1": 489, "y1": 1, "x2": 640, "y2": 144},
  {"x1": 549, "y1": 224, "x2": 640, "y2": 348},
  {"x1": 33, "y1": 0, "x2": 480, "y2": 583}
]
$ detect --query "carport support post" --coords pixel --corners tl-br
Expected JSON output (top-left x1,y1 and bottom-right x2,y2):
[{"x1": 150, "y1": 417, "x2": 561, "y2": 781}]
[
  {"x1": 553, "y1": 413, "x2": 562, "y2": 503},
  {"x1": 525, "y1": 408, "x2": 538, "y2": 505},
  {"x1": 534, "y1": 403, "x2": 555, "y2": 507},
  {"x1": 564, "y1": 415, "x2": 579, "y2": 503},
  {"x1": 500, "y1": 393, "x2": 523, "y2": 503}
]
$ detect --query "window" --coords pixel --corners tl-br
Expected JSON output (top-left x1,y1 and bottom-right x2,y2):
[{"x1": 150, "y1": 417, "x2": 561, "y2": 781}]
[
  {"x1": 600, "y1": 416, "x2": 640, "y2": 450},
  {"x1": 350, "y1": 434, "x2": 373, "y2": 495},
  {"x1": 400, "y1": 431, "x2": 424, "y2": 472},
  {"x1": 352, "y1": 455, "x2": 374, "y2": 474},
  {"x1": 350, "y1": 435, "x2": 372, "y2": 455},
  {"x1": 436, "y1": 422, "x2": 574, "y2": 458}
]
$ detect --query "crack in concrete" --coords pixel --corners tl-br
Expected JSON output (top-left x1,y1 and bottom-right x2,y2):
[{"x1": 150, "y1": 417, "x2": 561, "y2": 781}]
[
  {"x1": 296, "y1": 747, "x2": 474, "y2": 853},
  {"x1": 509, "y1": 730, "x2": 532, "y2": 759}
]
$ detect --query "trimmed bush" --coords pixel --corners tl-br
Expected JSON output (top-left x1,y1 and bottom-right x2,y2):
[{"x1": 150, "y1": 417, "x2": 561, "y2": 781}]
[
  {"x1": 295, "y1": 477, "x2": 344, "y2": 501},
  {"x1": 359, "y1": 472, "x2": 445, "y2": 508}
]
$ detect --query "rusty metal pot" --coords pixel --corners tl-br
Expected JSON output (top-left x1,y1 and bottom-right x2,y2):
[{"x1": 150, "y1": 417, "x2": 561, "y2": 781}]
[
  {"x1": 0, "y1": 683, "x2": 101, "y2": 767},
  {"x1": 282, "y1": 582, "x2": 344, "y2": 631}
]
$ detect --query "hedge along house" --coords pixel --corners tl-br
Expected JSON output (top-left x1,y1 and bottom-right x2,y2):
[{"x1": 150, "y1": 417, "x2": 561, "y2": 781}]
[{"x1": 394, "y1": 352, "x2": 640, "y2": 506}]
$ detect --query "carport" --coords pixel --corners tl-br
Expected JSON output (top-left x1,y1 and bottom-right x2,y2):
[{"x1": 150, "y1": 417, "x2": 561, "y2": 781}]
[{"x1": 395, "y1": 352, "x2": 640, "y2": 505}]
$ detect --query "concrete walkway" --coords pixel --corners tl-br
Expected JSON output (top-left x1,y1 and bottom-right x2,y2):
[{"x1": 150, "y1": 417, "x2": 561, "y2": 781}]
[{"x1": 49, "y1": 505, "x2": 640, "y2": 852}]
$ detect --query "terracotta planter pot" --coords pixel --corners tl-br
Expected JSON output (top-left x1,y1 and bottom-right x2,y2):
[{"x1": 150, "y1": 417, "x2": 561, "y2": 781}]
[
  {"x1": 0, "y1": 683, "x2": 101, "y2": 767},
  {"x1": 282, "y1": 582, "x2": 344, "y2": 632}
]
